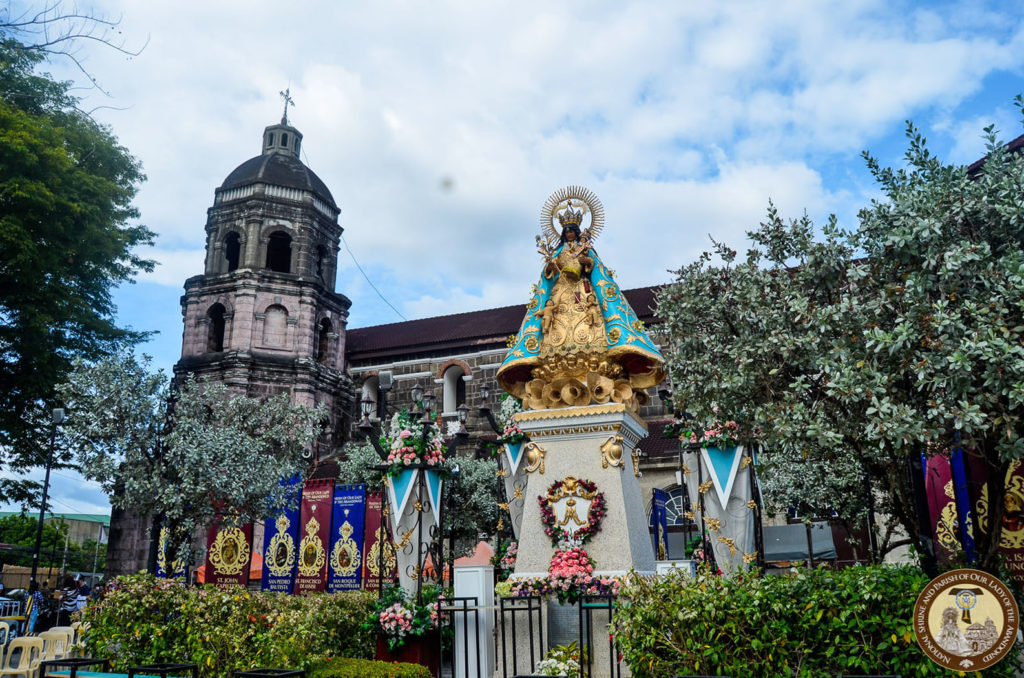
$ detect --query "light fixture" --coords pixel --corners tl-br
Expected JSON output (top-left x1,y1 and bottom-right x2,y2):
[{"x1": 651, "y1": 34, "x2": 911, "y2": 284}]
[
  {"x1": 360, "y1": 395, "x2": 374, "y2": 426},
  {"x1": 422, "y1": 389, "x2": 435, "y2": 414},
  {"x1": 457, "y1": 403, "x2": 469, "y2": 434},
  {"x1": 410, "y1": 383, "x2": 423, "y2": 404},
  {"x1": 480, "y1": 383, "x2": 490, "y2": 406}
]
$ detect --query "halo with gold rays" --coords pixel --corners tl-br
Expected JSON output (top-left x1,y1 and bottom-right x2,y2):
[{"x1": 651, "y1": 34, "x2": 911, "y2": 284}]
[{"x1": 539, "y1": 185, "x2": 605, "y2": 248}]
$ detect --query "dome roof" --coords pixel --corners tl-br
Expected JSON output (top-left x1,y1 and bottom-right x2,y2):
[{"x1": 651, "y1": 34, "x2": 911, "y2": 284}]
[
  {"x1": 219, "y1": 153, "x2": 336, "y2": 208},
  {"x1": 217, "y1": 122, "x2": 337, "y2": 209}
]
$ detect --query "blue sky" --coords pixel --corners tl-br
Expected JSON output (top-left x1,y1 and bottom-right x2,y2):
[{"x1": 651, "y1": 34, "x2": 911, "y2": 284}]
[{"x1": 8, "y1": 0, "x2": 1024, "y2": 514}]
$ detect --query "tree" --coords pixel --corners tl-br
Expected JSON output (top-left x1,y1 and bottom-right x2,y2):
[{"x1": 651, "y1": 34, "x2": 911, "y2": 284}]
[
  {"x1": 0, "y1": 35, "x2": 153, "y2": 505},
  {"x1": 656, "y1": 107, "x2": 1024, "y2": 573},
  {"x1": 57, "y1": 351, "x2": 324, "y2": 563}
]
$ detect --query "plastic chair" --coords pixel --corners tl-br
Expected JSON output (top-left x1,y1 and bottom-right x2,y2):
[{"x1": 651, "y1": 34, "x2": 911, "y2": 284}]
[
  {"x1": 0, "y1": 637, "x2": 43, "y2": 678},
  {"x1": 0, "y1": 598, "x2": 30, "y2": 636},
  {"x1": 38, "y1": 632, "x2": 68, "y2": 663},
  {"x1": 41, "y1": 631, "x2": 72, "y2": 659},
  {"x1": 0, "y1": 624, "x2": 10, "y2": 669}
]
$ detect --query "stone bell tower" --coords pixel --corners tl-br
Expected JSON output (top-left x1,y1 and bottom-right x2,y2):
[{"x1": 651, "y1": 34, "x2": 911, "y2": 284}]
[
  {"x1": 173, "y1": 115, "x2": 355, "y2": 443},
  {"x1": 106, "y1": 116, "x2": 356, "y2": 576}
]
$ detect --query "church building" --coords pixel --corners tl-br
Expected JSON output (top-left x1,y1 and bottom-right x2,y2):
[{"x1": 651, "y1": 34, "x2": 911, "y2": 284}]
[{"x1": 106, "y1": 116, "x2": 873, "y2": 574}]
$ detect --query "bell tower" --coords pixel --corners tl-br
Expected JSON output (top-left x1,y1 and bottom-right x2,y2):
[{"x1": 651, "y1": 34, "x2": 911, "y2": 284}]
[{"x1": 174, "y1": 116, "x2": 354, "y2": 451}]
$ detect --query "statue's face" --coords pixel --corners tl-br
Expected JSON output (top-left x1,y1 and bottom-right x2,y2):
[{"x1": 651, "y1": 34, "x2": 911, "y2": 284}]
[{"x1": 564, "y1": 228, "x2": 577, "y2": 242}]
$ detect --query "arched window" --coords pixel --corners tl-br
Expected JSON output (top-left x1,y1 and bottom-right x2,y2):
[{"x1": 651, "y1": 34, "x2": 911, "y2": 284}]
[
  {"x1": 262, "y1": 305, "x2": 288, "y2": 346},
  {"x1": 442, "y1": 365, "x2": 466, "y2": 413},
  {"x1": 266, "y1": 231, "x2": 292, "y2": 273},
  {"x1": 648, "y1": 485, "x2": 696, "y2": 560},
  {"x1": 315, "y1": 245, "x2": 327, "y2": 280},
  {"x1": 224, "y1": 232, "x2": 241, "y2": 272},
  {"x1": 206, "y1": 303, "x2": 226, "y2": 352},
  {"x1": 362, "y1": 376, "x2": 381, "y2": 419},
  {"x1": 316, "y1": 318, "x2": 332, "y2": 364}
]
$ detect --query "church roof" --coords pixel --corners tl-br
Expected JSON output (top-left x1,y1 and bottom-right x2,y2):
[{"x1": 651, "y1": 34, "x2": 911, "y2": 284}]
[
  {"x1": 346, "y1": 285, "x2": 661, "y2": 362},
  {"x1": 219, "y1": 152, "x2": 337, "y2": 208}
]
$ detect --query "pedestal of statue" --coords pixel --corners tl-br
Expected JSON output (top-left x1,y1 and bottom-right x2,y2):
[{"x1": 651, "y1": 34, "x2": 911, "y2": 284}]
[
  {"x1": 497, "y1": 403, "x2": 649, "y2": 678},
  {"x1": 511, "y1": 402, "x2": 655, "y2": 578}
]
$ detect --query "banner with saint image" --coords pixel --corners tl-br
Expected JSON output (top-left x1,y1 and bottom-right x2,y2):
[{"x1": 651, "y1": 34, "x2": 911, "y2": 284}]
[
  {"x1": 327, "y1": 484, "x2": 367, "y2": 592},
  {"x1": 155, "y1": 523, "x2": 187, "y2": 580},
  {"x1": 204, "y1": 520, "x2": 253, "y2": 588},
  {"x1": 362, "y1": 491, "x2": 397, "y2": 592},
  {"x1": 261, "y1": 478, "x2": 302, "y2": 593},
  {"x1": 293, "y1": 478, "x2": 334, "y2": 594}
]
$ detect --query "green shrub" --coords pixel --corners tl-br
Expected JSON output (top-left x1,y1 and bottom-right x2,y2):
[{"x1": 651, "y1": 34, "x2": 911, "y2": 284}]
[
  {"x1": 80, "y1": 574, "x2": 376, "y2": 678},
  {"x1": 612, "y1": 564, "x2": 1021, "y2": 677},
  {"x1": 307, "y1": 657, "x2": 431, "y2": 678}
]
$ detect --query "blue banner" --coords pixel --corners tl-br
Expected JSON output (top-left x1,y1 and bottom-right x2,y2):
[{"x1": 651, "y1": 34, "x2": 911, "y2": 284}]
[
  {"x1": 155, "y1": 523, "x2": 187, "y2": 580},
  {"x1": 327, "y1": 483, "x2": 367, "y2": 592},
  {"x1": 652, "y1": 488, "x2": 669, "y2": 560},
  {"x1": 262, "y1": 479, "x2": 302, "y2": 593}
]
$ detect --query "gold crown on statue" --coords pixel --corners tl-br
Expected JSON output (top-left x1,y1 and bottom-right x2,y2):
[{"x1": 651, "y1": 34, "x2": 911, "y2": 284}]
[{"x1": 557, "y1": 200, "x2": 584, "y2": 227}]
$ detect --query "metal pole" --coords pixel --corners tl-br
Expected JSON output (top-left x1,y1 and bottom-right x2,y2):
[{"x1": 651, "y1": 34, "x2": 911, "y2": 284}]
[
  {"x1": 31, "y1": 408, "x2": 63, "y2": 584},
  {"x1": 91, "y1": 523, "x2": 102, "y2": 575}
]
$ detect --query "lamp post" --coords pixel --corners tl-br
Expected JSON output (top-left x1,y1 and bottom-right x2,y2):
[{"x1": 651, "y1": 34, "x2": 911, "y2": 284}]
[
  {"x1": 357, "y1": 381, "x2": 468, "y2": 604},
  {"x1": 32, "y1": 407, "x2": 65, "y2": 584}
]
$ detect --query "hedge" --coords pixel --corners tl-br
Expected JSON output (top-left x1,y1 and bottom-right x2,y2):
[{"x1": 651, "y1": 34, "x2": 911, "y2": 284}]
[
  {"x1": 80, "y1": 574, "x2": 376, "y2": 678},
  {"x1": 611, "y1": 564, "x2": 1022, "y2": 677},
  {"x1": 307, "y1": 658, "x2": 431, "y2": 678}
]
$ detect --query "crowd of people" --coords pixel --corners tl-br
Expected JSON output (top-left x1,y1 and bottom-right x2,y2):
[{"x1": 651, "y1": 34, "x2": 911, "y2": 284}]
[{"x1": 0, "y1": 574, "x2": 98, "y2": 634}]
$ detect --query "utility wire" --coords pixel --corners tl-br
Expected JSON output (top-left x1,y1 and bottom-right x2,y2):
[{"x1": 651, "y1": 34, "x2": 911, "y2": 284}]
[
  {"x1": 300, "y1": 145, "x2": 407, "y2": 322},
  {"x1": 341, "y1": 232, "x2": 407, "y2": 322}
]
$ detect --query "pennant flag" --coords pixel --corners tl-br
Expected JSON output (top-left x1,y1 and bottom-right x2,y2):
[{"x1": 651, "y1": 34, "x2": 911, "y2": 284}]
[
  {"x1": 424, "y1": 469, "x2": 444, "y2": 525},
  {"x1": 385, "y1": 469, "x2": 420, "y2": 538},
  {"x1": 700, "y1": 446, "x2": 745, "y2": 507},
  {"x1": 504, "y1": 441, "x2": 526, "y2": 476}
]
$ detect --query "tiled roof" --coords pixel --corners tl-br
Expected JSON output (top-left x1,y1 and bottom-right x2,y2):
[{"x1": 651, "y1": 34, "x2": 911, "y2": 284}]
[
  {"x1": 967, "y1": 132, "x2": 1024, "y2": 176},
  {"x1": 347, "y1": 285, "x2": 662, "y2": 362},
  {"x1": 636, "y1": 419, "x2": 682, "y2": 459}
]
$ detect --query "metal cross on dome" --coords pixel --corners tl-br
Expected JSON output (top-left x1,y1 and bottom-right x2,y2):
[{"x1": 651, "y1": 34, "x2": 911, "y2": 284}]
[{"x1": 280, "y1": 87, "x2": 295, "y2": 125}]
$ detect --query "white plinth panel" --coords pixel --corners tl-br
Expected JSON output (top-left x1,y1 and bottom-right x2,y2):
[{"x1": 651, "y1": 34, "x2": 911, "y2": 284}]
[{"x1": 452, "y1": 565, "x2": 495, "y2": 678}]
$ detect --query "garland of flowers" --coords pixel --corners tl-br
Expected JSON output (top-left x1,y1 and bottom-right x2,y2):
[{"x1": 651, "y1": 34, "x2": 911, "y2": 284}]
[
  {"x1": 496, "y1": 571, "x2": 625, "y2": 605},
  {"x1": 380, "y1": 410, "x2": 446, "y2": 477},
  {"x1": 664, "y1": 417, "x2": 761, "y2": 449},
  {"x1": 538, "y1": 478, "x2": 606, "y2": 548}
]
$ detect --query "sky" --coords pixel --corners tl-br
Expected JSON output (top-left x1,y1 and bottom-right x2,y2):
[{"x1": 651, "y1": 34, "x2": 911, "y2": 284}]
[{"x1": 7, "y1": 0, "x2": 1024, "y2": 515}]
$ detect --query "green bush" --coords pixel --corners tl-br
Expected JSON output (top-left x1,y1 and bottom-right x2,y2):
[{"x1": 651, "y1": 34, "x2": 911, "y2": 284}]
[
  {"x1": 307, "y1": 657, "x2": 431, "y2": 678},
  {"x1": 80, "y1": 574, "x2": 376, "y2": 678},
  {"x1": 612, "y1": 564, "x2": 1021, "y2": 677}
]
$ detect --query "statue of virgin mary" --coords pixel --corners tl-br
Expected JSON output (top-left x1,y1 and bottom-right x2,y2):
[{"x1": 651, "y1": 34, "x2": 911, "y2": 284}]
[{"x1": 496, "y1": 187, "x2": 665, "y2": 412}]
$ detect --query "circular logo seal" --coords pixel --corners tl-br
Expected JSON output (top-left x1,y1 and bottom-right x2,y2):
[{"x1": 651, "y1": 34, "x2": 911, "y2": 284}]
[{"x1": 913, "y1": 568, "x2": 1019, "y2": 671}]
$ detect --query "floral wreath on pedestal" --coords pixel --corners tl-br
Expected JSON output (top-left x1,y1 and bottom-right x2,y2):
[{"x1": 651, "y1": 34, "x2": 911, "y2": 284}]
[{"x1": 538, "y1": 477, "x2": 606, "y2": 548}]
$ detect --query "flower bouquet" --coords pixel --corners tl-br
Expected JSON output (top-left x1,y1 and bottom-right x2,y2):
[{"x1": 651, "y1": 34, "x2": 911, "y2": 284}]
[
  {"x1": 496, "y1": 394, "x2": 526, "y2": 444},
  {"x1": 381, "y1": 410, "x2": 446, "y2": 477},
  {"x1": 368, "y1": 584, "x2": 446, "y2": 652}
]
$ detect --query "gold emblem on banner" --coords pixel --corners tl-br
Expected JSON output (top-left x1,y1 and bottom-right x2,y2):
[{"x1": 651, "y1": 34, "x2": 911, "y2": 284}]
[
  {"x1": 265, "y1": 514, "x2": 296, "y2": 578},
  {"x1": 297, "y1": 515, "x2": 326, "y2": 577},
  {"x1": 975, "y1": 460, "x2": 1024, "y2": 549},
  {"x1": 366, "y1": 525, "x2": 397, "y2": 576},
  {"x1": 208, "y1": 525, "x2": 250, "y2": 576},
  {"x1": 330, "y1": 510, "x2": 361, "y2": 578},
  {"x1": 156, "y1": 526, "x2": 185, "y2": 576}
]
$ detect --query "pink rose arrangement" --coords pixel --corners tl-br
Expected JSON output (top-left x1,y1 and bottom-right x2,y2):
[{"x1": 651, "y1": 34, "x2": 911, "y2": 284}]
[
  {"x1": 369, "y1": 584, "x2": 448, "y2": 651},
  {"x1": 548, "y1": 547, "x2": 594, "y2": 590},
  {"x1": 381, "y1": 411, "x2": 446, "y2": 477},
  {"x1": 378, "y1": 602, "x2": 413, "y2": 638}
]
